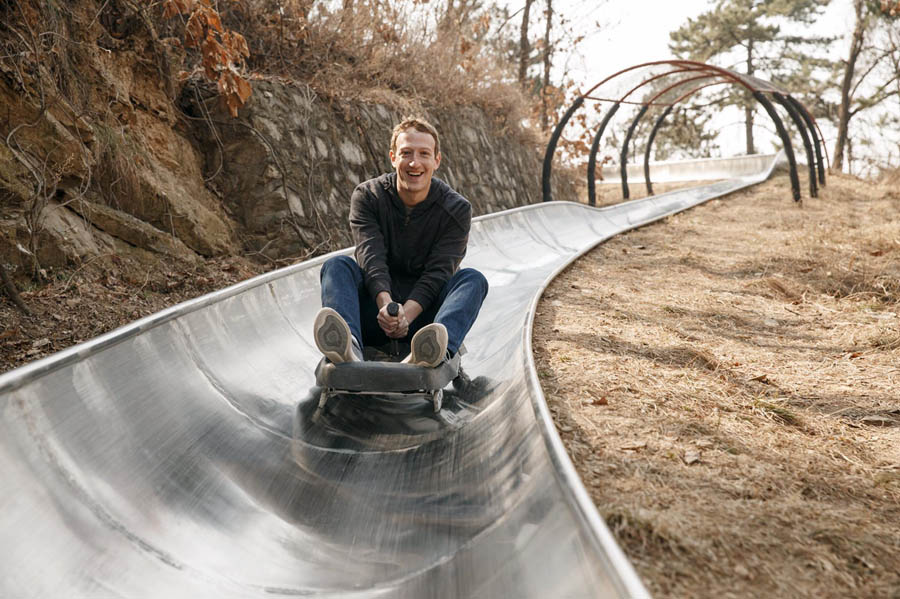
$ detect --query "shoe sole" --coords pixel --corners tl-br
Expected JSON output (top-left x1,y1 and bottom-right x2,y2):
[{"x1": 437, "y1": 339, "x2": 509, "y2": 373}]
[
  {"x1": 314, "y1": 308, "x2": 353, "y2": 363},
  {"x1": 410, "y1": 324, "x2": 448, "y2": 367}
]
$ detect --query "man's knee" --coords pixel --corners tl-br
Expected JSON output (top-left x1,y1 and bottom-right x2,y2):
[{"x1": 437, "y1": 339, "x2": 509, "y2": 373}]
[
  {"x1": 321, "y1": 255, "x2": 359, "y2": 280},
  {"x1": 457, "y1": 268, "x2": 489, "y2": 299}
]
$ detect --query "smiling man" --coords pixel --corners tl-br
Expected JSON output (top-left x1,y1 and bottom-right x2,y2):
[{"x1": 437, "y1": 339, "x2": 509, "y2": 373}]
[{"x1": 313, "y1": 117, "x2": 489, "y2": 367}]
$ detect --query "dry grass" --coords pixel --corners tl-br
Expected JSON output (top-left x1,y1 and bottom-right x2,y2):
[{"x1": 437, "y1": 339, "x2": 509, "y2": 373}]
[
  {"x1": 534, "y1": 171, "x2": 900, "y2": 598},
  {"x1": 215, "y1": 1, "x2": 532, "y2": 133}
]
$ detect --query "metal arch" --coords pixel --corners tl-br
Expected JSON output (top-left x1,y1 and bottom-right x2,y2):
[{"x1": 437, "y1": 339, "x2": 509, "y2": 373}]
[
  {"x1": 542, "y1": 60, "x2": 823, "y2": 204},
  {"x1": 785, "y1": 95, "x2": 826, "y2": 186},
  {"x1": 594, "y1": 73, "x2": 731, "y2": 203},
  {"x1": 644, "y1": 105, "x2": 674, "y2": 197},
  {"x1": 809, "y1": 112, "x2": 830, "y2": 175},
  {"x1": 642, "y1": 80, "x2": 735, "y2": 197},
  {"x1": 546, "y1": 66, "x2": 728, "y2": 202},
  {"x1": 619, "y1": 104, "x2": 649, "y2": 200},
  {"x1": 614, "y1": 66, "x2": 712, "y2": 107},
  {"x1": 773, "y1": 93, "x2": 818, "y2": 198},
  {"x1": 542, "y1": 95, "x2": 584, "y2": 202},
  {"x1": 587, "y1": 103, "x2": 621, "y2": 206},
  {"x1": 610, "y1": 64, "x2": 799, "y2": 201},
  {"x1": 588, "y1": 72, "x2": 735, "y2": 205},
  {"x1": 753, "y1": 90, "x2": 801, "y2": 201},
  {"x1": 634, "y1": 77, "x2": 734, "y2": 199}
]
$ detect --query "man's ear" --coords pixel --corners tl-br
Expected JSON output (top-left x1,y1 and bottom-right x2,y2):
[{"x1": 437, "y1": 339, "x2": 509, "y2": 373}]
[{"x1": 435, "y1": 152, "x2": 441, "y2": 169}]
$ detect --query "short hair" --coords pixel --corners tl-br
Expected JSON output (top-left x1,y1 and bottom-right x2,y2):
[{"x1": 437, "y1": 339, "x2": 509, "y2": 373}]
[{"x1": 390, "y1": 117, "x2": 441, "y2": 156}]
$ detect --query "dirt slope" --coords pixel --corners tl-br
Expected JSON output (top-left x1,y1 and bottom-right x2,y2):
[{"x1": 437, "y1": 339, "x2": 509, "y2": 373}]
[{"x1": 535, "y1": 172, "x2": 900, "y2": 598}]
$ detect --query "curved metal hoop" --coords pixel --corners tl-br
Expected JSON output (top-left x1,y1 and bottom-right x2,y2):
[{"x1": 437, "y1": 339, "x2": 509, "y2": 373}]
[{"x1": 542, "y1": 60, "x2": 824, "y2": 205}]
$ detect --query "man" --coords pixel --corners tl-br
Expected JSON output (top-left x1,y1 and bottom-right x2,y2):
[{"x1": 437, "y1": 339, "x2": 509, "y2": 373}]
[{"x1": 313, "y1": 117, "x2": 488, "y2": 367}]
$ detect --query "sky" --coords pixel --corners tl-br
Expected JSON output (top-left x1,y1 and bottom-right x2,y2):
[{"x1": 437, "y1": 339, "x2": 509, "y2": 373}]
[{"x1": 559, "y1": 0, "x2": 714, "y2": 87}]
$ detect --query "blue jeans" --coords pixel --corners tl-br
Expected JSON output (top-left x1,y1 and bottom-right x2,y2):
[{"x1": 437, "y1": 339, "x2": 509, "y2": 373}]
[{"x1": 319, "y1": 255, "x2": 488, "y2": 356}]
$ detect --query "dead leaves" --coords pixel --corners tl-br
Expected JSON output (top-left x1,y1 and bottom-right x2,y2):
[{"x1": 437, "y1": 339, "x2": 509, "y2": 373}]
[
  {"x1": 620, "y1": 440, "x2": 647, "y2": 451},
  {"x1": 158, "y1": 0, "x2": 252, "y2": 118},
  {"x1": 619, "y1": 437, "x2": 708, "y2": 466},
  {"x1": 682, "y1": 448, "x2": 701, "y2": 465}
]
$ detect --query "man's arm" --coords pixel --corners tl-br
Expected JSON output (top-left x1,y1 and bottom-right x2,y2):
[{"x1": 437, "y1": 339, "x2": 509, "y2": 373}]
[
  {"x1": 349, "y1": 186, "x2": 392, "y2": 300},
  {"x1": 351, "y1": 185, "x2": 419, "y2": 338},
  {"x1": 406, "y1": 201, "x2": 471, "y2": 314}
]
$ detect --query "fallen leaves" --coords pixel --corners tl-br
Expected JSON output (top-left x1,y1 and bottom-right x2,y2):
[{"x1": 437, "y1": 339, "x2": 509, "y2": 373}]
[
  {"x1": 682, "y1": 448, "x2": 701, "y2": 465},
  {"x1": 860, "y1": 415, "x2": 898, "y2": 427},
  {"x1": 620, "y1": 440, "x2": 647, "y2": 451}
]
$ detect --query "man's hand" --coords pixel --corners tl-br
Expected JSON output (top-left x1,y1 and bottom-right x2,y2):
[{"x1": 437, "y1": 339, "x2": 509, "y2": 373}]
[
  {"x1": 375, "y1": 293, "x2": 423, "y2": 339},
  {"x1": 377, "y1": 302, "x2": 409, "y2": 338}
]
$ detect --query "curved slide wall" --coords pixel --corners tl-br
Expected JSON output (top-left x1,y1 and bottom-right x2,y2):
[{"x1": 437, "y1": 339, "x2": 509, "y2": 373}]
[
  {"x1": 0, "y1": 154, "x2": 781, "y2": 598},
  {"x1": 601, "y1": 152, "x2": 779, "y2": 183}
]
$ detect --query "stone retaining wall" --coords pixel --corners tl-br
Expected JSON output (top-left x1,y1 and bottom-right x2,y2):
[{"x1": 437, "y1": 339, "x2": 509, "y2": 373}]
[{"x1": 188, "y1": 80, "x2": 576, "y2": 259}]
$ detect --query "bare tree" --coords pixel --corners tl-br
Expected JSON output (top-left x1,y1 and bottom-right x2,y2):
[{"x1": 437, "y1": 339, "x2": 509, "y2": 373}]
[
  {"x1": 832, "y1": 0, "x2": 900, "y2": 170},
  {"x1": 833, "y1": 0, "x2": 870, "y2": 170},
  {"x1": 518, "y1": 0, "x2": 534, "y2": 88},
  {"x1": 540, "y1": 0, "x2": 552, "y2": 131}
]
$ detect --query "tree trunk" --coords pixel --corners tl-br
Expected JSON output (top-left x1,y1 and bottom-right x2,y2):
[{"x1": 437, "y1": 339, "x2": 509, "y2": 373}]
[
  {"x1": 832, "y1": 0, "x2": 867, "y2": 171},
  {"x1": 439, "y1": 0, "x2": 456, "y2": 32},
  {"x1": 745, "y1": 39, "x2": 755, "y2": 155},
  {"x1": 540, "y1": 0, "x2": 553, "y2": 131},
  {"x1": 847, "y1": 136, "x2": 854, "y2": 175},
  {"x1": 518, "y1": 0, "x2": 534, "y2": 89}
]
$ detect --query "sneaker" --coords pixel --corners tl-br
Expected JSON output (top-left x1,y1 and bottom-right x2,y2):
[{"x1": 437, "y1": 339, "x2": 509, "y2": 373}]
[
  {"x1": 407, "y1": 323, "x2": 448, "y2": 367},
  {"x1": 313, "y1": 308, "x2": 361, "y2": 363}
]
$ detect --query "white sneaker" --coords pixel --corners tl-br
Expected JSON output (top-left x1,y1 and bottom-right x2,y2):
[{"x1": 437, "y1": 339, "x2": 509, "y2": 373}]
[
  {"x1": 313, "y1": 308, "x2": 361, "y2": 363},
  {"x1": 407, "y1": 323, "x2": 449, "y2": 367}
]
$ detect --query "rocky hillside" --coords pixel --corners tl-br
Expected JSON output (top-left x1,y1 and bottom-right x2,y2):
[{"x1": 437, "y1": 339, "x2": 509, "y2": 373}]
[{"x1": 0, "y1": 0, "x2": 573, "y2": 307}]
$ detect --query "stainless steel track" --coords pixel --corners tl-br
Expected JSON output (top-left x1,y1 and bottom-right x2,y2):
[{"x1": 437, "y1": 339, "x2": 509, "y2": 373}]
[
  {"x1": 0, "y1": 154, "x2": 782, "y2": 598},
  {"x1": 602, "y1": 152, "x2": 779, "y2": 183}
]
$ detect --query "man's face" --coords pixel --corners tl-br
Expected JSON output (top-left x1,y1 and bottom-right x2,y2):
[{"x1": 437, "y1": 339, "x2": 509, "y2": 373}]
[{"x1": 390, "y1": 128, "x2": 441, "y2": 203}]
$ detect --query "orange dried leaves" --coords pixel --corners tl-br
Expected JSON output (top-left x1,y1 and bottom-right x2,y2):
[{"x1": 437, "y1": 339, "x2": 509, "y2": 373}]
[{"x1": 158, "y1": 0, "x2": 252, "y2": 117}]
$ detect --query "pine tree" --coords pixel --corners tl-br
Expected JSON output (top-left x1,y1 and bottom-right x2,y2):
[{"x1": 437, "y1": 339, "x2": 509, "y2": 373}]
[{"x1": 669, "y1": 0, "x2": 833, "y2": 155}]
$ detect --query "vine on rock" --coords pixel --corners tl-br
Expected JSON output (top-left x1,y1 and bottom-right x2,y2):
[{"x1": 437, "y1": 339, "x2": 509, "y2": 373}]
[{"x1": 159, "y1": 0, "x2": 252, "y2": 117}]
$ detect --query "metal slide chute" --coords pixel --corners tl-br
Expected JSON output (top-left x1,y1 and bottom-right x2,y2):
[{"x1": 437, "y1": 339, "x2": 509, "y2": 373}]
[{"x1": 0, "y1": 154, "x2": 783, "y2": 598}]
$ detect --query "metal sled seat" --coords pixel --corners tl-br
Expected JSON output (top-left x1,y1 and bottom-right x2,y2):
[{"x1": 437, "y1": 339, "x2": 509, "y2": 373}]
[{"x1": 315, "y1": 351, "x2": 463, "y2": 412}]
